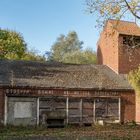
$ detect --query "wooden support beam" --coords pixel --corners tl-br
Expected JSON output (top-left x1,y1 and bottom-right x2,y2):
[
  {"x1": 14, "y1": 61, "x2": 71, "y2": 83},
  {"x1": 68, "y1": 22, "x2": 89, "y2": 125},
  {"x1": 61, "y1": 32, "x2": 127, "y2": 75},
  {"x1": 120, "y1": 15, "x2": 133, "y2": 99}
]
[
  {"x1": 4, "y1": 94, "x2": 7, "y2": 126},
  {"x1": 37, "y1": 97, "x2": 40, "y2": 125},
  {"x1": 93, "y1": 99, "x2": 96, "y2": 123},
  {"x1": 118, "y1": 97, "x2": 121, "y2": 123},
  {"x1": 80, "y1": 98, "x2": 83, "y2": 123},
  {"x1": 66, "y1": 97, "x2": 69, "y2": 124},
  {"x1": 106, "y1": 98, "x2": 108, "y2": 116}
]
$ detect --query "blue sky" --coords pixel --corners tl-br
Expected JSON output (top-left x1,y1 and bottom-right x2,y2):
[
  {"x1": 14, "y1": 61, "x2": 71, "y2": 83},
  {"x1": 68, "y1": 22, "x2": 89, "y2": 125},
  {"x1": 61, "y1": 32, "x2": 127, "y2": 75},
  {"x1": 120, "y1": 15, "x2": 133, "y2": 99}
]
[{"x1": 0, "y1": 0, "x2": 99, "y2": 54}]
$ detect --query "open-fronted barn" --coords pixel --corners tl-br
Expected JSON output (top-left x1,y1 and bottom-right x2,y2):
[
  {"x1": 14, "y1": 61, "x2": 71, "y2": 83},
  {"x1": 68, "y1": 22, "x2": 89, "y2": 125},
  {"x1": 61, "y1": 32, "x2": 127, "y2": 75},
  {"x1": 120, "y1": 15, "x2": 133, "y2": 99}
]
[
  {"x1": 0, "y1": 59, "x2": 135, "y2": 126},
  {"x1": 0, "y1": 19, "x2": 140, "y2": 126}
]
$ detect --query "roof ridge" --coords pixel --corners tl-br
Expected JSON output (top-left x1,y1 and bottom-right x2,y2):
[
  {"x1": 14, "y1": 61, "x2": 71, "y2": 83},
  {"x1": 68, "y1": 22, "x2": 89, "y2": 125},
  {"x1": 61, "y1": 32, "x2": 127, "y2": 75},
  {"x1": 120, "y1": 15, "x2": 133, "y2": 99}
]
[
  {"x1": 108, "y1": 19, "x2": 136, "y2": 24},
  {"x1": 106, "y1": 19, "x2": 140, "y2": 36}
]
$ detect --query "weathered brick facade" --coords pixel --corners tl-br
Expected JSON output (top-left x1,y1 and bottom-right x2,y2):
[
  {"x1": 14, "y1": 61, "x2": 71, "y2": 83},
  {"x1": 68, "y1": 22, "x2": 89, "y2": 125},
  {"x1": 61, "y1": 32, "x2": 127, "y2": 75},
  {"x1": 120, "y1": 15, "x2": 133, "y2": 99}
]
[
  {"x1": 97, "y1": 20, "x2": 140, "y2": 74},
  {"x1": 118, "y1": 35, "x2": 140, "y2": 74},
  {"x1": 97, "y1": 19, "x2": 140, "y2": 123},
  {"x1": 136, "y1": 93, "x2": 140, "y2": 123},
  {"x1": 120, "y1": 91, "x2": 135, "y2": 122},
  {"x1": 97, "y1": 21, "x2": 119, "y2": 73},
  {"x1": 5, "y1": 87, "x2": 136, "y2": 123},
  {"x1": 0, "y1": 19, "x2": 138, "y2": 125}
]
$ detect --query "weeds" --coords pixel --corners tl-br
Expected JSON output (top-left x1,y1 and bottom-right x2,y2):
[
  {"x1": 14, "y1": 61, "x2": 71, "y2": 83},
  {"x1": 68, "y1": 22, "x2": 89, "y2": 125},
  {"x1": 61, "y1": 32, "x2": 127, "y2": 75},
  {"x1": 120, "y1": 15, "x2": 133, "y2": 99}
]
[{"x1": 0, "y1": 124, "x2": 139, "y2": 139}]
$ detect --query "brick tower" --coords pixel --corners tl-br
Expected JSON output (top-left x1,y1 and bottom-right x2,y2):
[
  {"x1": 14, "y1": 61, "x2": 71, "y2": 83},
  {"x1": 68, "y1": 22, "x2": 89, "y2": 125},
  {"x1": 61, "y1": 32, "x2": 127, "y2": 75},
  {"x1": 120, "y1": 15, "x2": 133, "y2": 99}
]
[{"x1": 97, "y1": 19, "x2": 140, "y2": 123}]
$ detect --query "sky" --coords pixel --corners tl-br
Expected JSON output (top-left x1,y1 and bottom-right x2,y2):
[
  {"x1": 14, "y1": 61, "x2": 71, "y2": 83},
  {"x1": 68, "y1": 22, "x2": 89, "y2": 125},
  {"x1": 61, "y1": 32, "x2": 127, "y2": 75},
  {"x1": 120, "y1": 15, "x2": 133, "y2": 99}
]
[{"x1": 0, "y1": 0, "x2": 99, "y2": 55}]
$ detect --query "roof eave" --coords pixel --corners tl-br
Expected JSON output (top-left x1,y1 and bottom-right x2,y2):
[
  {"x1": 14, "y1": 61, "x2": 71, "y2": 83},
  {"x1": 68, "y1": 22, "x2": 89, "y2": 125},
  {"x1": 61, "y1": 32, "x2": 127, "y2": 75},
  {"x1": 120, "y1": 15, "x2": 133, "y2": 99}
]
[{"x1": 0, "y1": 85, "x2": 134, "y2": 92}]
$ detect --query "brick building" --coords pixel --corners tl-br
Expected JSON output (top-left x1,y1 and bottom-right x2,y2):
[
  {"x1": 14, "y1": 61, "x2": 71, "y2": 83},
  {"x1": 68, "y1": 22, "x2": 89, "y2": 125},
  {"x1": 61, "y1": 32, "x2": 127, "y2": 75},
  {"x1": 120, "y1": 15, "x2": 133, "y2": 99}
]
[
  {"x1": 0, "y1": 19, "x2": 139, "y2": 126},
  {"x1": 97, "y1": 19, "x2": 140, "y2": 74},
  {"x1": 97, "y1": 19, "x2": 140, "y2": 123}
]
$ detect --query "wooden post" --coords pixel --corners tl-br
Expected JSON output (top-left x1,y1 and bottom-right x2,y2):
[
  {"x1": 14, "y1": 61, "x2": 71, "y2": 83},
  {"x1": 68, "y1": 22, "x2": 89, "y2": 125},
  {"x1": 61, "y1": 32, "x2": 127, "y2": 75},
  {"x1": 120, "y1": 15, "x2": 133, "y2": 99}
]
[
  {"x1": 106, "y1": 98, "x2": 108, "y2": 116},
  {"x1": 118, "y1": 97, "x2": 121, "y2": 123},
  {"x1": 37, "y1": 97, "x2": 40, "y2": 125},
  {"x1": 66, "y1": 97, "x2": 69, "y2": 124},
  {"x1": 93, "y1": 98, "x2": 96, "y2": 123},
  {"x1": 80, "y1": 98, "x2": 83, "y2": 124},
  {"x1": 4, "y1": 94, "x2": 7, "y2": 125}
]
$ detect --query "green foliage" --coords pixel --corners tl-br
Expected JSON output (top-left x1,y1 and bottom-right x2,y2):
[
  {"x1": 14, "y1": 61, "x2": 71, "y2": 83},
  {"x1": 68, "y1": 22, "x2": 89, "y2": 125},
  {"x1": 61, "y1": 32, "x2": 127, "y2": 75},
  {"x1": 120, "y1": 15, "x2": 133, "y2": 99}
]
[
  {"x1": 63, "y1": 49, "x2": 96, "y2": 64},
  {"x1": 48, "y1": 31, "x2": 96, "y2": 64},
  {"x1": 0, "y1": 29, "x2": 27, "y2": 59},
  {"x1": 125, "y1": 120, "x2": 137, "y2": 127},
  {"x1": 0, "y1": 28, "x2": 46, "y2": 61},
  {"x1": 22, "y1": 49, "x2": 46, "y2": 61},
  {"x1": 128, "y1": 66, "x2": 140, "y2": 92},
  {"x1": 49, "y1": 31, "x2": 83, "y2": 62}
]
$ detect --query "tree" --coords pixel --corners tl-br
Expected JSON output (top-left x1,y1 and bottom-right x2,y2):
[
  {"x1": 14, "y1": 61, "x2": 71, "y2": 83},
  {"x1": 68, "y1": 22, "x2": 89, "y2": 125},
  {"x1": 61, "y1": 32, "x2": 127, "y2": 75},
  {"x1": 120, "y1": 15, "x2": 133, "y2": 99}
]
[
  {"x1": 128, "y1": 66, "x2": 140, "y2": 92},
  {"x1": 0, "y1": 28, "x2": 46, "y2": 61},
  {"x1": 86, "y1": 0, "x2": 140, "y2": 27},
  {"x1": 63, "y1": 49, "x2": 96, "y2": 64},
  {"x1": 48, "y1": 31, "x2": 83, "y2": 62},
  {"x1": 0, "y1": 29, "x2": 27, "y2": 59},
  {"x1": 22, "y1": 49, "x2": 46, "y2": 61},
  {"x1": 47, "y1": 31, "x2": 96, "y2": 64}
]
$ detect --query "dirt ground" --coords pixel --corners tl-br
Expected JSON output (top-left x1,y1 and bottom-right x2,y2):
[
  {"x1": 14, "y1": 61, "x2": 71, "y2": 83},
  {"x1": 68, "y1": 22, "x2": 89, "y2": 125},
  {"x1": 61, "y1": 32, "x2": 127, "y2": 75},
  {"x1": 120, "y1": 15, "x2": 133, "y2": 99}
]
[{"x1": 0, "y1": 124, "x2": 140, "y2": 140}]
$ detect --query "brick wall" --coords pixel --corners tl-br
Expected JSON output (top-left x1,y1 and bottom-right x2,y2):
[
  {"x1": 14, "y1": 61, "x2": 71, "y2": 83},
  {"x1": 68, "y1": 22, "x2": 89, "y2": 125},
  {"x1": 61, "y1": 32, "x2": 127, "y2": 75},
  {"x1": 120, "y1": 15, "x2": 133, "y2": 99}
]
[
  {"x1": 97, "y1": 24, "x2": 140, "y2": 74},
  {"x1": 136, "y1": 93, "x2": 140, "y2": 123},
  {"x1": 120, "y1": 91, "x2": 135, "y2": 122},
  {"x1": 118, "y1": 35, "x2": 140, "y2": 74},
  {"x1": 6, "y1": 87, "x2": 136, "y2": 123},
  {"x1": 97, "y1": 22, "x2": 119, "y2": 73},
  {"x1": 97, "y1": 22, "x2": 139, "y2": 123},
  {"x1": 0, "y1": 88, "x2": 5, "y2": 125}
]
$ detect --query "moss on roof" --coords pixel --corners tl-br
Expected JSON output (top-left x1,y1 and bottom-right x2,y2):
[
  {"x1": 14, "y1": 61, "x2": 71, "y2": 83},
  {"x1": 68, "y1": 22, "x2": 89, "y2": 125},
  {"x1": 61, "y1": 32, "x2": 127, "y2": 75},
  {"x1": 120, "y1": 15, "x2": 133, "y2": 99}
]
[{"x1": 0, "y1": 59, "x2": 131, "y2": 90}]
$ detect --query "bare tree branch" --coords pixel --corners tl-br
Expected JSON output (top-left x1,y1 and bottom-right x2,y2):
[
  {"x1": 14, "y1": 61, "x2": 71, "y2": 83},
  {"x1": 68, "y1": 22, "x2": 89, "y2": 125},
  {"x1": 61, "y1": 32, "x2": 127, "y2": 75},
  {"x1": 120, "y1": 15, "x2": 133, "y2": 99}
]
[{"x1": 124, "y1": 0, "x2": 140, "y2": 19}]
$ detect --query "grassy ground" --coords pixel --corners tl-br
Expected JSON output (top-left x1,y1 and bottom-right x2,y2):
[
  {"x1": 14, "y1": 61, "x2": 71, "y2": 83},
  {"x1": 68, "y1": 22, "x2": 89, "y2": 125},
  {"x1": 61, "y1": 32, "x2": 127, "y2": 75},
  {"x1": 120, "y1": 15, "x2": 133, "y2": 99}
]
[{"x1": 0, "y1": 124, "x2": 140, "y2": 139}]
